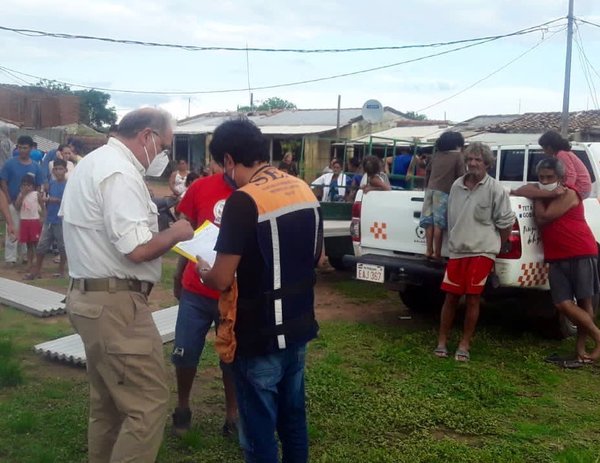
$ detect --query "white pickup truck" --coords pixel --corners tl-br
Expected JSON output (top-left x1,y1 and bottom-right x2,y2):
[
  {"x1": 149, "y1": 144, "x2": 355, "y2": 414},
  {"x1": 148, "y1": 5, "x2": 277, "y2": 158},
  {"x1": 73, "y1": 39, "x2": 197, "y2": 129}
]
[{"x1": 345, "y1": 142, "x2": 600, "y2": 337}]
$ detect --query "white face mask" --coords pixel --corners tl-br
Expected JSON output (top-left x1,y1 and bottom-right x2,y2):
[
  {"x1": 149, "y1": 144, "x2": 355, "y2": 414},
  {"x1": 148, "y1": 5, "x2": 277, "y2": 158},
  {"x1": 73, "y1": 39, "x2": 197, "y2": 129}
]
[
  {"x1": 539, "y1": 181, "x2": 558, "y2": 191},
  {"x1": 144, "y1": 133, "x2": 170, "y2": 177}
]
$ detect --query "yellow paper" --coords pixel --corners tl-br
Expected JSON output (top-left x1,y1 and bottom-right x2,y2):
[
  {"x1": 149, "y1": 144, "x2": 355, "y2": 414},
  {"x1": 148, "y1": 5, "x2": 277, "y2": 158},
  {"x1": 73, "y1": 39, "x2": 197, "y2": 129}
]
[{"x1": 172, "y1": 220, "x2": 219, "y2": 265}]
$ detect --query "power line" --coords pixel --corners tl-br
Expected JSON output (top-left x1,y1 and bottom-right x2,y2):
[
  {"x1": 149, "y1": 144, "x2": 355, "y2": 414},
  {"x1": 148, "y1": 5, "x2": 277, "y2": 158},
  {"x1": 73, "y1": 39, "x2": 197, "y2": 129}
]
[
  {"x1": 0, "y1": 31, "x2": 552, "y2": 96},
  {"x1": 577, "y1": 18, "x2": 600, "y2": 29},
  {"x1": 416, "y1": 26, "x2": 565, "y2": 130},
  {"x1": 0, "y1": 18, "x2": 565, "y2": 53},
  {"x1": 573, "y1": 24, "x2": 599, "y2": 109}
]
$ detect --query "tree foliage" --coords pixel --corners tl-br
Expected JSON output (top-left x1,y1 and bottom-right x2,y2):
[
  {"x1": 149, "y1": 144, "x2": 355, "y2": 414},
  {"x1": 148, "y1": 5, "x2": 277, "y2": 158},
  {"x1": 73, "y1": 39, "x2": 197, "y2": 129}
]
[
  {"x1": 404, "y1": 111, "x2": 428, "y2": 121},
  {"x1": 238, "y1": 96, "x2": 297, "y2": 112},
  {"x1": 34, "y1": 79, "x2": 118, "y2": 130}
]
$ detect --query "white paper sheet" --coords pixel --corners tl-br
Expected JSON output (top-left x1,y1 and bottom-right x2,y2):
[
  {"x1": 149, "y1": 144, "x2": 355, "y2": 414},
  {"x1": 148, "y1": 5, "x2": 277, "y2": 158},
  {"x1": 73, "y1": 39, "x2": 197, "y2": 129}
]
[{"x1": 172, "y1": 220, "x2": 220, "y2": 265}]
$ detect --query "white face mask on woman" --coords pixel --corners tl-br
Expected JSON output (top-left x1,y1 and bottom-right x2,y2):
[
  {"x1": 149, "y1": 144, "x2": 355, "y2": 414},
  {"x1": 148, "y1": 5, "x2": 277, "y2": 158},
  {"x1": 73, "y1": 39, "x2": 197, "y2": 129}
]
[
  {"x1": 144, "y1": 133, "x2": 170, "y2": 177},
  {"x1": 538, "y1": 181, "x2": 559, "y2": 191}
]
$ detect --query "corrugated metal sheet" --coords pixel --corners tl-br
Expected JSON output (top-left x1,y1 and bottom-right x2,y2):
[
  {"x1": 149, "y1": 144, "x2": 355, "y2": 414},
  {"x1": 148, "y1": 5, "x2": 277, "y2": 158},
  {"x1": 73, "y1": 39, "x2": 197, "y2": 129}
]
[
  {"x1": 0, "y1": 277, "x2": 65, "y2": 317},
  {"x1": 465, "y1": 132, "x2": 543, "y2": 145},
  {"x1": 34, "y1": 305, "x2": 179, "y2": 366},
  {"x1": 354, "y1": 125, "x2": 452, "y2": 144}
]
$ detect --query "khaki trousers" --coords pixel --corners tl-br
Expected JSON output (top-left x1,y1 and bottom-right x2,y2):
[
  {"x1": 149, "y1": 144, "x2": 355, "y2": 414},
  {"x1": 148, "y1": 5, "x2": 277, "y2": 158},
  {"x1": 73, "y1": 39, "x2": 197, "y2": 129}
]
[{"x1": 67, "y1": 288, "x2": 169, "y2": 463}]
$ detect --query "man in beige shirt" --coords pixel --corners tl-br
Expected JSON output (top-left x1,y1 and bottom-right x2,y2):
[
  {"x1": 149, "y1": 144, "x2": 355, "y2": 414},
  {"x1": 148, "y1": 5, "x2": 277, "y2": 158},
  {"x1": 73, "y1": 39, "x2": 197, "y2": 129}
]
[
  {"x1": 61, "y1": 107, "x2": 193, "y2": 463},
  {"x1": 435, "y1": 142, "x2": 515, "y2": 362}
]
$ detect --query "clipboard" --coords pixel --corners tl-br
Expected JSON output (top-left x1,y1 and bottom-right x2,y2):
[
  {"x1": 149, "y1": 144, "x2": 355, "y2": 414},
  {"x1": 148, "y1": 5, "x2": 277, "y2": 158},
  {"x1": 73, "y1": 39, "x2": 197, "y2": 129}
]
[{"x1": 172, "y1": 220, "x2": 219, "y2": 265}]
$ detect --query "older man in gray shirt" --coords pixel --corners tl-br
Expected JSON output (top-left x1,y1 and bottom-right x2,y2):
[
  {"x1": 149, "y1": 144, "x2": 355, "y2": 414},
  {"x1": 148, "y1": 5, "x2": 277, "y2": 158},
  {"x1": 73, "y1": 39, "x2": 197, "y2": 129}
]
[{"x1": 434, "y1": 142, "x2": 515, "y2": 362}]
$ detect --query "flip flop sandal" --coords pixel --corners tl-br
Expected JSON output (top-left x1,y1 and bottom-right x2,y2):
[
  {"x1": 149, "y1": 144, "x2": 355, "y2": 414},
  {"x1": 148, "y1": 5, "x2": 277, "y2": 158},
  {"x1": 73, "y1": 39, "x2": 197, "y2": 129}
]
[
  {"x1": 545, "y1": 353, "x2": 575, "y2": 364},
  {"x1": 455, "y1": 349, "x2": 470, "y2": 362},
  {"x1": 434, "y1": 346, "x2": 448, "y2": 358},
  {"x1": 560, "y1": 359, "x2": 587, "y2": 369},
  {"x1": 22, "y1": 273, "x2": 38, "y2": 281}
]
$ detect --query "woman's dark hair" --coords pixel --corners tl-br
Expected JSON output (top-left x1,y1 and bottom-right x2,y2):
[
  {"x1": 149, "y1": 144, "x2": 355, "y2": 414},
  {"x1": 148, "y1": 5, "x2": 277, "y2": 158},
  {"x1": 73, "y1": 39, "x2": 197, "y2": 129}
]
[
  {"x1": 57, "y1": 144, "x2": 67, "y2": 152},
  {"x1": 363, "y1": 155, "x2": 381, "y2": 176},
  {"x1": 185, "y1": 171, "x2": 200, "y2": 187},
  {"x1": 209, "y1": 117, "x2": 269, "y2": 167},
  {"x1": 538, "y1": 130, "x2": 571, "y2": 152},
  {"x1": 435, "y1": 131, "x2": 464, "y2": 152}
]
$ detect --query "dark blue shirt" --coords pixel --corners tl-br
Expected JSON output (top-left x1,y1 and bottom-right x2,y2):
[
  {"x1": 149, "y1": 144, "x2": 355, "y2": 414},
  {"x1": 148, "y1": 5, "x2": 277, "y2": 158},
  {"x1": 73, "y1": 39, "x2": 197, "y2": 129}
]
[
  {"x1": 46, "y1": 179, "x2": 66, "y2": 224},
  {"x1": 391, "y1": 154, "x2": 412, "y2": 188},
  {"x1": 0, "y1": 158, "x2": 43, "y2": 203}
]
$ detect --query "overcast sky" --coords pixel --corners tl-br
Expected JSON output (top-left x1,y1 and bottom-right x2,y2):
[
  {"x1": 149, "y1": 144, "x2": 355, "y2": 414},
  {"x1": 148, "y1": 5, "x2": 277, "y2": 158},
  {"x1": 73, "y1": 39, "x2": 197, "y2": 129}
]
[{"x1": 1, "y1": 0, "x2": 599, "y2": 122}]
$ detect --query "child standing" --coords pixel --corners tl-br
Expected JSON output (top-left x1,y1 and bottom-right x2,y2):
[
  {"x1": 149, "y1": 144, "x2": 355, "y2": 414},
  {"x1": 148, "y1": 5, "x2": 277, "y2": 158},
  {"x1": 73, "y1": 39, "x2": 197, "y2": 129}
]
[
  {"x1": 420, "y1": 131, "x2": 465, "y2": 260},
  {"x1": 27, "y1": 159, "x2": 68, "y2": 279},
  {"x1": 15, "y1": 174, "x2": 42, "y2": 277}
]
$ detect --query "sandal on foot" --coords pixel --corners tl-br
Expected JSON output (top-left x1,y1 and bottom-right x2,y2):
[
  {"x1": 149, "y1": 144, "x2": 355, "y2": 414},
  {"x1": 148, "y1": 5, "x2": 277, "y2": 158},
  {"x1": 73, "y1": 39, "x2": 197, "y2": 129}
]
[
  {"x1": 455, "y1": 349, "x2": 470, "y2": 362},
  {"x1": 23, "y1": 273, "x2": 39, "y2": 281},
  {"x1": 434, "y1": 346, "x2": 448, "y2": 358}
]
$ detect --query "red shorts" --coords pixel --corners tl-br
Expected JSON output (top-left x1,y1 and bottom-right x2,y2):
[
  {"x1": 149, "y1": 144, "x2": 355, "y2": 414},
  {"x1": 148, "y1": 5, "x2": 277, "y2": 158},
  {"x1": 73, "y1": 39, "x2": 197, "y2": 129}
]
[
  {"x1": 441, "y1": 256, "x2": 494, "y2": 295},
  {"x1": 19, "y1": 219, "x2": 42, "y2": 244}
]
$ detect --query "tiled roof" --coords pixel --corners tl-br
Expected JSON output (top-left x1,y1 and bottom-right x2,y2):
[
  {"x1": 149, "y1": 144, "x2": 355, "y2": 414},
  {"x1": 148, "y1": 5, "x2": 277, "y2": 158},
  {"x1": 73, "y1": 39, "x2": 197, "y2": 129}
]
[{"x1": 486, "y1": 110, "x2": 600, "y2": 133}]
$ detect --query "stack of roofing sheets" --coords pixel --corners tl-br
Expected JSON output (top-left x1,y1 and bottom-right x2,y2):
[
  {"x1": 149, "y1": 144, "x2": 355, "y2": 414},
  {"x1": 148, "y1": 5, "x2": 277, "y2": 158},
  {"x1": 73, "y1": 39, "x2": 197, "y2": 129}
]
[
  {"x1": 0, "y1": 277, "x2": 66, "y2": 317},
  {"x1": 33, "y1": 305, "x2": 179, "y2": 366}
]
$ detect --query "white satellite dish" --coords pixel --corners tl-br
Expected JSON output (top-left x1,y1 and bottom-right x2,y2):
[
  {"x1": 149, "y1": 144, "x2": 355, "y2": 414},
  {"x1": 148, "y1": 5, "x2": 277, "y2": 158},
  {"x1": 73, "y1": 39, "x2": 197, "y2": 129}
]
[{"x1": 361, "y1": 99, "x2": 384, "y2": 123}]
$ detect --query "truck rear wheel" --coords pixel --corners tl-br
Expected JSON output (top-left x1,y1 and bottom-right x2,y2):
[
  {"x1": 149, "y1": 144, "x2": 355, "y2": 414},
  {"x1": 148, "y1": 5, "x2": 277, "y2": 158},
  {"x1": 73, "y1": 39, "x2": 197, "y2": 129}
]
[{"x1": 399, "y1": 285, "x2": 445, "y2": 313}]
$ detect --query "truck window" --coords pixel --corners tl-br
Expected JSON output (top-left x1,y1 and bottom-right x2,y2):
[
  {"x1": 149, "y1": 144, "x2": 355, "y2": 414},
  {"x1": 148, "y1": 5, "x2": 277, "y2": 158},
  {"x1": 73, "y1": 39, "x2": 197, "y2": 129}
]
[
  {"x1": 526, "y1": 150, "x2": 548, "y2": 181},
  {"x1": 572, "y1": 150, "x2": 596, "y2": 183},
  {"x1": 488, "y1": 150, "x2": 497, "y2": 178},
  {"x1": 499, "y1": 149, "x2": 525, "y2": 181}
]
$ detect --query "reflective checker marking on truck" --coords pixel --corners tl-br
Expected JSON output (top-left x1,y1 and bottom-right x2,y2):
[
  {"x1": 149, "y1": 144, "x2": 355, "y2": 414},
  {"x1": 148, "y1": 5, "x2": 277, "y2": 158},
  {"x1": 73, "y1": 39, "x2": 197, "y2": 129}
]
[
  {"x1": 370, "y1": 222, "x2": 387, "y2": 240},
  {"x1": 517, "y1": 262, "x2": 549, "y2": 287}
]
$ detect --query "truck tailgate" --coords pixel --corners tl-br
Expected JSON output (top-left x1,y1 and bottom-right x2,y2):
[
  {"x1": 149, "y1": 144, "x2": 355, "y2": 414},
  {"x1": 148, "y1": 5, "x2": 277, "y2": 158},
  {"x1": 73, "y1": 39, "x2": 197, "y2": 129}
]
[{"x1": 360, "y1": 190, "x2": 428, "y2": 254}]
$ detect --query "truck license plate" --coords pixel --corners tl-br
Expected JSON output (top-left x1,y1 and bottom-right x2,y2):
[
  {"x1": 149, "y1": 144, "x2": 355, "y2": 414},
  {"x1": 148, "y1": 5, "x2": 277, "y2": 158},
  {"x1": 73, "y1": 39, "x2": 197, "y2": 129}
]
[{"x1": 356, "y1": 263, "x2": 385, "y2": 283}]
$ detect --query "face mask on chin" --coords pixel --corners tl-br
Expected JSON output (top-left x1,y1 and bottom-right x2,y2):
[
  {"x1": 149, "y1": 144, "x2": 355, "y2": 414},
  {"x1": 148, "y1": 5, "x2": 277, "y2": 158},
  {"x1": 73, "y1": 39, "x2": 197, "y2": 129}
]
[
  {"x1": 144, "y1": 133, "x2": 170, "y2": 177},
  {"x1": 539, "y1": 181, "x2": 559, "y2": 191}
]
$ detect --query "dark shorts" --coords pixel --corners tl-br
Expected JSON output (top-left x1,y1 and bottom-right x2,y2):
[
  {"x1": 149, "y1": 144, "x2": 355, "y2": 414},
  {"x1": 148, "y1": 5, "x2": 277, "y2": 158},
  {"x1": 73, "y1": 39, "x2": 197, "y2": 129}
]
[
  {"x1": 36, "y1": 222, "x2": 65, "y2": 255},
  {"x1": 441, "y1": 256, "x2": 494, "y2": 295},
  {"x1": 19, "y1": 219, "x2": 42, "y2": 244},
  {"x1": 171, "y1": 289, "x2": 229, "y2": 371},
  {"x1": 548, "y1": 257, "x2": 600, "y2": 304},
  {"x1": 419, "y1": 189, "x2": 449, "y2": 229}
]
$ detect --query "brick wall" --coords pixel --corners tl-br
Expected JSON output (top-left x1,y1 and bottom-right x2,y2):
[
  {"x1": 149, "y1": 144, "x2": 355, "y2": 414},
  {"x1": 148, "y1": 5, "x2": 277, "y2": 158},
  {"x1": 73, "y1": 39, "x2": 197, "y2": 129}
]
[{"x1": 0, "y1": 85, "x2": 79, "y2": 129}]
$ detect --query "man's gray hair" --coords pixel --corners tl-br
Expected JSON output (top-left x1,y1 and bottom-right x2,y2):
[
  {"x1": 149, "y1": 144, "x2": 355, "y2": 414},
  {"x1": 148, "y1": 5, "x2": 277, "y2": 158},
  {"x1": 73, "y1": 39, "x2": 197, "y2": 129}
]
[
  {"x1": 117, "y1": 107, "x2": 175, "y2": 139},
  {"x1": 464, "y1": 142, "x2": 495, "y2": 166},
  {"x1": 536, "y1": 157, "x2": 565, "y2": 180}
]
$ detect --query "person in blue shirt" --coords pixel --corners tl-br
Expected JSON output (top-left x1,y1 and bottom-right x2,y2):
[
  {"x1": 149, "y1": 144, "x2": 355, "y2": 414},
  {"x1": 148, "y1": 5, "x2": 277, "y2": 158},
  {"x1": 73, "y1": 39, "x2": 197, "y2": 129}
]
[
  {"x1": 0, "y1": 135, "x2": 43, "y2": 265},
  {"x1": 30, "y1": 142, "x2": 44, "y2": 163},
  {"x1": 26, "y1": 158, "x2": 68, "y2": 279},
  {"x1": 41, "y1": 147, "x2": 59, "y2": 182},
  {"x1": 386, "y1": 149, "x2": 412, "y2": 188}
]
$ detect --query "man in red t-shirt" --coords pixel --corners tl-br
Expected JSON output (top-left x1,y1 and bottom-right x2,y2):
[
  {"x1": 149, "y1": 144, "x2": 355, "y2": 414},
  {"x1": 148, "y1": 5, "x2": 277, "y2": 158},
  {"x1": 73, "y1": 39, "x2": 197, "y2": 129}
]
[{"x1": 171, "y1": 165, "x2": 238, "y2": 436}]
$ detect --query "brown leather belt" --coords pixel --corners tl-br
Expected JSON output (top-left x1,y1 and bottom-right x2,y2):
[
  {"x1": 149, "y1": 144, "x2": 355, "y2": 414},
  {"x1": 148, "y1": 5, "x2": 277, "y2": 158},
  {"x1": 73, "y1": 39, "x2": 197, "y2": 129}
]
[{"x1": 70, "y1": 278, "x2": 153, "y2": 296}]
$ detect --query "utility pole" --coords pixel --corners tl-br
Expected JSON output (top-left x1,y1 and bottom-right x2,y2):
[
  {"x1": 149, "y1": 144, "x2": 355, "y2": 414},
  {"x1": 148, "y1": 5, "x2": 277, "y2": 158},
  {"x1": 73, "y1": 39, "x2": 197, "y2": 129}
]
[
  {"x1": 560, "y1": 0, "x2": 574, "y2": 137},
  {"x1": 336, "y1": 95, "x2": 341, "y2": 140}
]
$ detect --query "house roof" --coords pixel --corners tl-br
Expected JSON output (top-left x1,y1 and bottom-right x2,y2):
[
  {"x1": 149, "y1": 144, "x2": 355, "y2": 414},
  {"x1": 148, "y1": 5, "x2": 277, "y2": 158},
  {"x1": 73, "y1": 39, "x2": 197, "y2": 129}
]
[
  {"x1": 32, "y1": 135, "x2": 59, "y2": 153},
  {"x1": 354, "y1": 124, "x2": 454, "y2": 144},
  {"x1": 486, "y1": 110, "x2": 600, "y2": 133},
  {"x1": 175, "y1": 107, "x2": 407, "y2": 135},
  {"x1": 465, "y1": 132, "x2": 543, "y2": 145},
  {"x1": 454, "y1": 114, "x2": 522, "y2": 130}
]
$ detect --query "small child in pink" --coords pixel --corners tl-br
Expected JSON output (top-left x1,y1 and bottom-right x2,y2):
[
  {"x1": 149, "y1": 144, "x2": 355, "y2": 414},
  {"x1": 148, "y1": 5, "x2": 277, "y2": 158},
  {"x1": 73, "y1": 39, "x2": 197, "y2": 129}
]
[{"x1": 15, "y1": 174, "x2": 42, "y2": 276}]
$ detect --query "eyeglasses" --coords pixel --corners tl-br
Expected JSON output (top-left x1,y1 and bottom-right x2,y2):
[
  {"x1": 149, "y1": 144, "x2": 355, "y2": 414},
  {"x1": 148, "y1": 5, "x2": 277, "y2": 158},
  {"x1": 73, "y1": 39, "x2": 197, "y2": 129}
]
[{"x1": 151, "y1": 131, "x2": 171, "y2": 153}]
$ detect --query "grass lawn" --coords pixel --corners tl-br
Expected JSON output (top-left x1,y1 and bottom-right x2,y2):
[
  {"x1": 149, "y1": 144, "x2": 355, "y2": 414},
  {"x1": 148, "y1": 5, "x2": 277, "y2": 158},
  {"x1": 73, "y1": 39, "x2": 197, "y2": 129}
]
[{"x1": 1, "y1": 279, "x2": 600, "y2": 462}]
